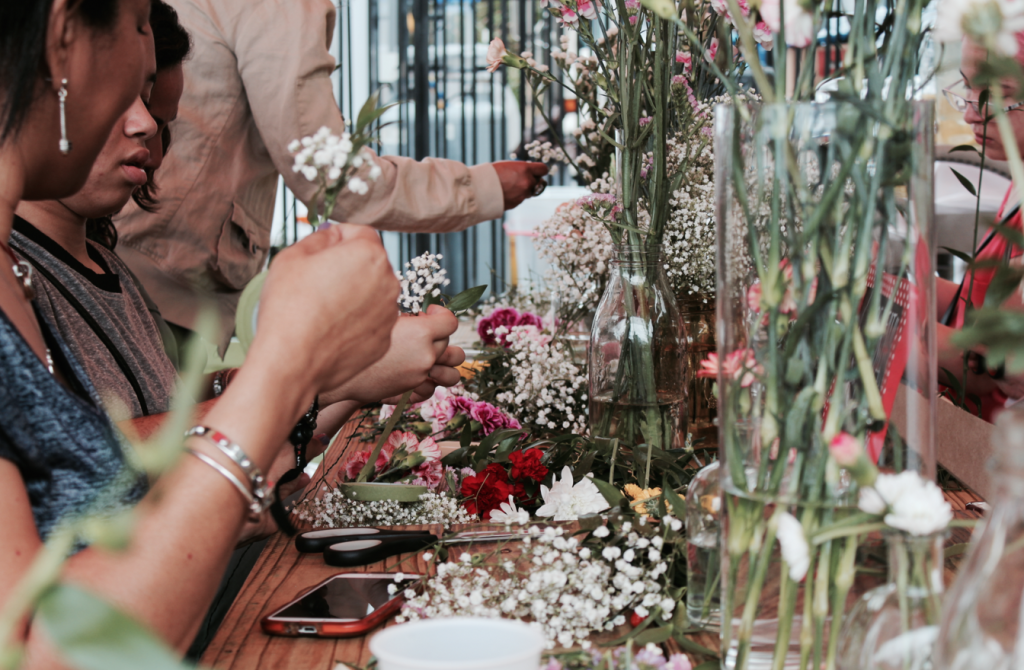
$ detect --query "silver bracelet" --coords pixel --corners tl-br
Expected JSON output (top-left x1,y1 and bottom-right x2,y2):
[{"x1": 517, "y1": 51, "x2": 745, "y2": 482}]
[
  {"x1": 186, "y1": 426, "x2": 273, "y2": 512},
  {"x1": 186, "y1": 448, "x2": 261, "y2": 516}
]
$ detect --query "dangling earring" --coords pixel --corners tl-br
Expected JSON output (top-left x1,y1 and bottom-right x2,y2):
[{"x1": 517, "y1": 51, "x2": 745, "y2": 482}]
[{"x1": 58, "y1": 79, "x2": 72, "y2": 155}]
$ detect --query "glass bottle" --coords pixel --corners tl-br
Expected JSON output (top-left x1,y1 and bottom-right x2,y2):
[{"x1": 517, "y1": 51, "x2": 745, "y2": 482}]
[
  {"x1": 934, "y1": 406, "x2": 1024, "y2": 670},
  {"x1": 836, "y1": 531, "x2": 944, "y2": 670},
  {"x1": 588, "y1": 244, "x2": 685, "y2": 489},
  {"x1": 685, "y1": 460, "x2": 721, "y2": 630}
]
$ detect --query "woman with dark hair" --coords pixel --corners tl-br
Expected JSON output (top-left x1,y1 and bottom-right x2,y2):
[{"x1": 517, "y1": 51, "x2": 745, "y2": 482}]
[{"x1": 0, "y1": 0, "x2": 401, "y2": 660}]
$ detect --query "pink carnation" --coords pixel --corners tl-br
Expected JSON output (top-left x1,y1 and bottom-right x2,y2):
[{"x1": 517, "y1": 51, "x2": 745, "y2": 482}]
[
  {"x1": 478, "y1": 308, "x2": 545, "y2": 347},
  {"x1": 829, "y1": 433, "x2": 864, "y2": 468},
  {"x1": 408, "y1": 436, "x2": 441, "y2": 462},
  {"x1": 470, "y1": 401, "x2": 511, "y2": 436}
]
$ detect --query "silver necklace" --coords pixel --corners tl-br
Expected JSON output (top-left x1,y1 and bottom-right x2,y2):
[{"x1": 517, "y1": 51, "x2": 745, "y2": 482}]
[{"x1": 1, "y1": 241, "x2": 53, "y2": 374}]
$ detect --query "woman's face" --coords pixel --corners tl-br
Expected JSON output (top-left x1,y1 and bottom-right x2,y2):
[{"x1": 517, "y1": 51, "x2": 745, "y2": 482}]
[
  {"x1": 20, "y1": 0, "x2": 156, "y2": 200},
  {"x1": 61, "y1": 62, "x2": 183, "y2": 218},
  {"x1": 959, "y1": 38, "x2": 1024, "y2": 162}
]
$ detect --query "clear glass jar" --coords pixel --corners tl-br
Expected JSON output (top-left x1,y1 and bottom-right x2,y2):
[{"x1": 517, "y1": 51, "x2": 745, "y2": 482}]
[
  {"x1": 588, "y1": 244, "x2": 685, "y2": 489},
  {"x1": 677, "y1": 292, "x2": 717, "y2": 447},
  {"x1": 714, "y1": 100, "x2": 937, "y2": 669},
  {"x1": 836, "y1": 532, "x2": 944, "y2": 670},
  {"x1": 934, "y1": 407, "x2": 1024, "y2": 670},
  {"x1": 686, "y1": 460, "x2": 721, "y2": 630}
]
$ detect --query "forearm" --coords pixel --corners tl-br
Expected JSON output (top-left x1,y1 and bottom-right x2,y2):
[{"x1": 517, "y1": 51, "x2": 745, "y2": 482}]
[
  {"x1": 315, "y1": 400, "x2": 360, "y2": 440},
  {"x1": 937, "y1": 322, "x2": 997, "y2": 397}
]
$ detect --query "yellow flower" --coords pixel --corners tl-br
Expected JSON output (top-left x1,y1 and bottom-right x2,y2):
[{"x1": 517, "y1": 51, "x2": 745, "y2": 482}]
[{"x1": 623, "y1": 484, "x2": 663, "y2": 516}]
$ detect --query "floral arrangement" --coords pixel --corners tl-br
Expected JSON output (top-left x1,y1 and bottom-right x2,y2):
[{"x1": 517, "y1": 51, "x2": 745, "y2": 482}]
[
  {"x1": 459, "y1": 450, "x2": 550, "y2": 520},
  {"x1": 289, "y1": 92, "x2": 392, "y2": 226},
  {"x1": 374, "y1": 383, "x2": 522, "y2": 442},
  {"x1": 396, "y1": 514, "x2": 686, "y2": 649},
  {"x1": 396, "y1": 251, "x2": 451, "y2": 314},
  {"x1": 468, "y1": 305, "x2": 590, "y2": 437},
  {"x1": 293, "y1": 489, "x2": 475, "y2": 529},
  {"x1": 340, "y1": 430, "x2": 443, "y2": 489}
]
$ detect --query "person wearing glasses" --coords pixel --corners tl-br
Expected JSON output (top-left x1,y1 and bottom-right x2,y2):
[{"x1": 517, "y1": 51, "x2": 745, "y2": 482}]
[{"x1": 936, "y1": 36, "x2": 1024, "y2": 419}]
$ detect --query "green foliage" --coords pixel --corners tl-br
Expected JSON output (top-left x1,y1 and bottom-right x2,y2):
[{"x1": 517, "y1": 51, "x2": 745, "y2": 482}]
[
  {"x1": 444, "y1": 285, "x2": 487, "y2": 313},
  {"x1": 37, "y1": 585, "x2": 194, "y2": 670}
]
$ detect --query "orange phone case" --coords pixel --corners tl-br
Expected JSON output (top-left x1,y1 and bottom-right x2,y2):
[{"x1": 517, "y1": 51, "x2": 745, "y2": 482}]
[{"x1": 260, "y1": 573, "x2": 415, "y2": 638}]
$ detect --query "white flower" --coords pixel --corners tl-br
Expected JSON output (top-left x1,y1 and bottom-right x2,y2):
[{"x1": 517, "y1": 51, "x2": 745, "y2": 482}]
[
  {"x1": 490, "y1": 495, "x2": 531, "y2": 525},
  {"x1": 347, "y1": 176, "x2": 369, "y2": 195},
  {"x1": 486, "y1": 38, "x2": 507, "y2": 73},
  {"x1": 592, "y1": 525, "x2": 610, "y2": 538},
  {"x1": 760, "y1": 0, "x2": 815, "y2": 48},
  {"x1": 858, "y1": 472, "x2": 953, "y2": 536},
  {"x1": 535, "y1": 467, "x2": 609, "y2": 521},
  {"x1": 422, "y1": 552, "x2": 433, "y2": 562},
  {"x1": 775, "y1": 512, "x2": 810, "y2": 581},
  {"x1": 935, "y1": 0, "x2": 1024, "y2": 56}
]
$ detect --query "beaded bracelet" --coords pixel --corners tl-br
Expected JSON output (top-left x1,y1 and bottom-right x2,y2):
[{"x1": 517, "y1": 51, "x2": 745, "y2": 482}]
[
  {"x1": 186, "y1": 426, "x2": 274, "y2": 512},
  {"x1": 186, "y1": 448, "x2": 261, "y2": 516}
]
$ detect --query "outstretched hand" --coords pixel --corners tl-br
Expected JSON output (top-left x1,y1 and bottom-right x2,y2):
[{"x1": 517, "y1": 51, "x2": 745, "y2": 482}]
[
  {"x1": 492, "y1": 161, "x2": 549, "y2": 210},
  {"x1": 322, "y1": 304, "x2": 466, "y2": 407}
]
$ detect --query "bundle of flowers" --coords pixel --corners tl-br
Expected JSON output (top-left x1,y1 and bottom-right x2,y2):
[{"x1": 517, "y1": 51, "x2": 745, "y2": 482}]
[
  {"x1": 292, "y1": 489, "x2": 475, "y2": 529},
  {"x1": 372, "y1": 384, "x2": 522, "y2": 442},
  {"x1": 535, "y1": 199, "x2": 614, "y2": 320},
  {"x1": 396, "y1": 514, "x2": 686, "y2": 649},
  {"x1": 340, "y1": 430, "x2": 444, "y2": 489},
  {"x1": 468, "y1": 305, "x2": 589, "y2": 438},
  {"x1": 474, "y1": 462, "x2": 611, "y2": 524}
]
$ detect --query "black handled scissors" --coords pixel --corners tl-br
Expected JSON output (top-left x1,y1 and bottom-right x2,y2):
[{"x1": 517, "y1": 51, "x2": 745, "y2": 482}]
[
  {"x1": 322, "y1": 529, "x2": 530, "y2": 568},
  {"x1": 295, "y1": 527, "x2": 436, "y2": 553}
]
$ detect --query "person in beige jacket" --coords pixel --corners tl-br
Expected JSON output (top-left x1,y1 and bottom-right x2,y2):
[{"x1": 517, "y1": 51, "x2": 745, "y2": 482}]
[{"x1": 115, "y1": 0, "x2": 548, "y2": 347}]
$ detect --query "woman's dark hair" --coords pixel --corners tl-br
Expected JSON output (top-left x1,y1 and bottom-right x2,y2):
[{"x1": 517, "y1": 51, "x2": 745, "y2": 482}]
[
  {"x1": 87, "y1": 0, "x2": 192, "y2": 250},
  {"x1": 0, "y1": 0, "x2": 121, "y2": 145},
  {"x1": 130, "y1": 0, "x2": 191, "y2": 214}
]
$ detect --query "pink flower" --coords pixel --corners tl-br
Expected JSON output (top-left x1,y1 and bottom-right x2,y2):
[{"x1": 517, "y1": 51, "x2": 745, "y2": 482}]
[
  {"x1": 666, "y1": 655, "x2": 693, "y2": 670},
  {"x1": 639, "y1": 116, "x2": 654, "y2": 127},
  {"x1": 753, "y1": 21, "x2": 774, "y2": 50},
  {"x1": 760, "y1": 0, "x2": 814, "y2": 48},
  {"x1": 676, "y1": 51, "x2": 692, "y2": 73},
  {"x1": 746, "y1": 282, "x2": 763, "y2": 313},
  {"x1": 696, "y1": 349, "x2": 762, "y2": 388},
  {"x1": 629, "y1": 14, "x2": 639, "y2": 24},
  {"x1": 710, "y1": 0, "x2": 748, "y2": 21},
  {"x1": 577, "y1": 0, "x2": 601, "y2": 19},
  {"x1": 486, "y1": 38, "x2": 507, "y2": 73},
  {"x1": 412, "y1": 459, "x2": 444, "y2": 490},
  {"x1": 470, "y1": 401, "x2": 512, "y2": 436},
  {"x1": 559, "y1": 6, "x2": 579, "y2": 27},
  {"x1": 408, "y1": 435, "x2": 441, "y2": 462},
  {"x1": 478, "y1": 308, "x2": 545, "y2": 347},
  {"x1": 344, "y1": 450, "x2": 371, "y2": 481},
  {"x1": 706, "y1": 37, "x2": 719, "y2": 62},
  {"x1": 625, "y1": 0, "x2": 640, "y2": 8},
  {"x1": 829, "y1": 433, "x2": 864, "y2": 468},
  {"x1": 419, "y1": 387, "x2": 457, "y2": 431}
]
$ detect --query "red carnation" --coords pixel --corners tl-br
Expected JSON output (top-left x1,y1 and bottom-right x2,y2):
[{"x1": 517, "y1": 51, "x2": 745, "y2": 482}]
[
  {"x1": 508, "y1": 449, "x2": 548, "y2": 482},
  {"x1": 460, "y1": 464, "x2": 512, "y2": 518}
]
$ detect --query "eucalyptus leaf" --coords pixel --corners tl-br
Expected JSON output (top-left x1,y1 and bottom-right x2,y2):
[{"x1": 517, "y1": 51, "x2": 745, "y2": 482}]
[
  {"x1": 445, "y1": 285, "x2": 487, "y2": 313},
  {"x1": 949, "y1": 168, "x2": 978, "y2": 197},
  {"x1": 632, "y1": 624, "x2": 674, "y2": 645},
  {"x1": 37, "y1": 585, "x2": 193, "y2": 670}
]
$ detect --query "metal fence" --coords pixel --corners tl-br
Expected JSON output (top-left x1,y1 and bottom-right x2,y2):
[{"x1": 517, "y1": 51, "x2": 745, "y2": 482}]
[{"x1": 273, "y1": 0, "x2": 576, "y2": 296}]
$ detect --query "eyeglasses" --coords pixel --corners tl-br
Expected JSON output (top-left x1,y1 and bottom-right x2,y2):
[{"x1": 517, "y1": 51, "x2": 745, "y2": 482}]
[{"x1": 943, "y1": 81, "x2": 1024, "y2": 115}]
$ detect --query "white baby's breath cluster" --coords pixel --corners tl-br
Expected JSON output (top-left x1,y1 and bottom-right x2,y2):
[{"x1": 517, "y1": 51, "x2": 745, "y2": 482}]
[
  {"x1": 289, "y1": 126, "x2": 380, "y2": 195},
  {"x1": 397, "y1": 523, "x2": 674, "y2": 648},
  {"x1": 293, "y1": 489, "x2": 474, "y2": 529},
  {"x1": 535, "y1": 199, "x2": 613, "y2": 316},
  {"x1": 495, "y1": 325, "x2": 589, "y2": 434},
  {"x1": 524, "y1": 140, "x2": 569, "y2": 164},
  {"x1": 662, "y1": 120, "x2": 717, "y2": 297},
  {"x1": 397, "y1": 252, "x2": 450, "y2": 314}
]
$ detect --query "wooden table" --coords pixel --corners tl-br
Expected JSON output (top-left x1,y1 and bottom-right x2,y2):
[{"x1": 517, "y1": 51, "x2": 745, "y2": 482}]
[{"x1": 201, "y1": 482, "x2": 985, "y2": 670}]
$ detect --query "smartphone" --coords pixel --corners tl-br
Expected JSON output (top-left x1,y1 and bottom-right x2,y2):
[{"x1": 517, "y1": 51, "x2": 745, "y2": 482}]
[{"x1": 260, "y1": 572, "x2": 419, "y2": 637}]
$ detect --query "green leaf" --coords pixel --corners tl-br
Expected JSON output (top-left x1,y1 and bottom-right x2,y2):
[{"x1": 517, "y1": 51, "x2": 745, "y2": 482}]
[
  {"x1": 940, "y1": 246, "x2": 975, "y2": 266},
  {"x1": 441, "y1": 446, "x2": 469, "y2": 467},
  {"x1": 695, "y1": 661, "x2": 721, "y2": 670},
  {"x1": 445, "y1": 285, "x2": 488, "y2": 313},
  {"x1": 985, "y1": 264, "x2": 1024, "y2": 307},
  {"x1": 662, "y1": 474, "x2": 687, "y2": 519},
  {"x1": 991, "y1": 221, "x2": 1024, "y2": 250},
  {"x1": 633, "y1": 624, "x2": 674, "y2": 645},
  {"x1": 950, "y1": 168, "x2": 978, "y2": 197},
  {"x1": 670, "y1": 629, "x2": 721, "y2": 657},
  {"x1": 949, "y1": 144, "x2": 981, "y2": 155},
  {"x1": 944, "y1": 543, "x2": 970, "y2": 559},
  {"x1": 37, "y1": 584, "x2": 193, "y2": 670},
  {"x1": 590, "y1": 477, "x2": 627, "y2": 508}
]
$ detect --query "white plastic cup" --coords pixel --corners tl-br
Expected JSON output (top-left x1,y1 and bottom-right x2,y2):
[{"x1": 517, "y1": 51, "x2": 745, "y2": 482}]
[{"x1": 369, "y1": 617, "x2": 546, "y2": 670}]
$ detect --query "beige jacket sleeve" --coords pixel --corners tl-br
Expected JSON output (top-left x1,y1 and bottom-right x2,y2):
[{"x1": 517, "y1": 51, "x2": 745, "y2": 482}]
[{"x1": 231, "y1": 0, "x2": 505, "y2": 233}]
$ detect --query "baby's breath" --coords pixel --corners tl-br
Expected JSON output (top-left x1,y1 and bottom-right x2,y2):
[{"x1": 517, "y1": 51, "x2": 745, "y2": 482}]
[
  {"x1": 397, "y1": 252, "x2": 450, "y2": 314},
  {"x1": 293, "y1": 490, "x2": 474, "y2": 529}
]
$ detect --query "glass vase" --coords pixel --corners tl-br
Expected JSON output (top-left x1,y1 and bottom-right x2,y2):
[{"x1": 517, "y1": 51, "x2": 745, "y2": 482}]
[
  {"x1": 836, "y1": 532, "x2": 944, "y2": 670},
  {"x1": 686, "y1": 460, "x2": 722, "y2": 630},
  {"x1": 589, "y1": 244, "x2": 686, "y2": 490},
  {"x1": 714, "y1": 100, "x2": 937, "y2": 669},
  {"x1": 934, "y1": 407, "x2": 1024, "y2": 670},
  {"x1": 678, "y1": 292, "x2": 717, "y2": 448}
]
